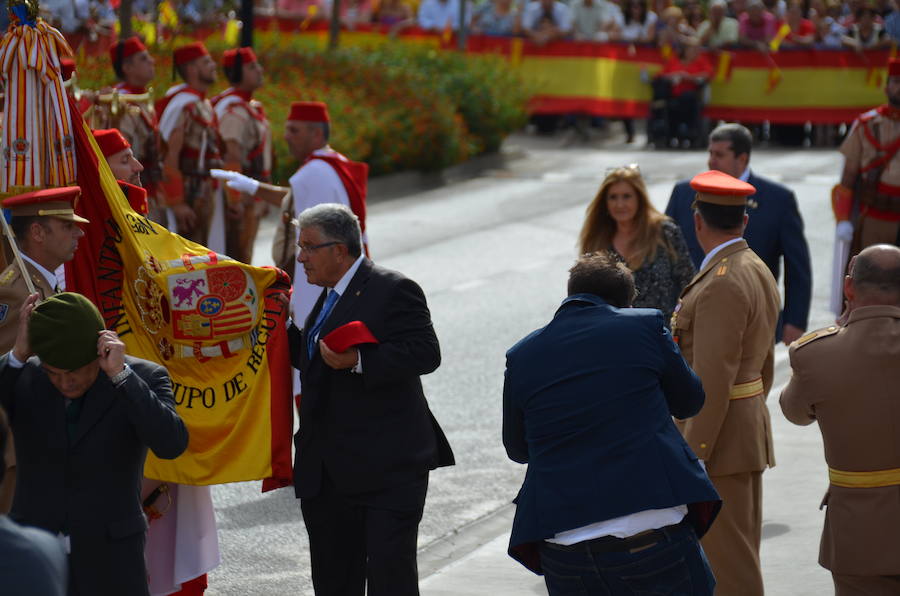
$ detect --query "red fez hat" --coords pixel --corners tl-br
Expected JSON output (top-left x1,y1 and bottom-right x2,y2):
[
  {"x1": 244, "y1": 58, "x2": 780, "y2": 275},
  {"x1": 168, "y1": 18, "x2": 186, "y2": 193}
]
[
  {"x1": 110, "y1": 36, "x2": 147, "y2": 65},
  {"x1": 93, "y1": 128, "x2": 131, "y2": 157},
  {"x1": 173, "y1": 42, "x2": 210, "y2": 67},
  {"x1": 321, "y1": 321, "x2": 379, "y2": 353},
  {"x1": 288, "y1": 101, "x2": 330, "y2": 123},
  {"x1": 889, "y1": 58, "x2": 900, "y2": 77},
  {"x1": 60, "y1": 58, "x2": 76, "y2": 81},
  {"x1": 118, "y1": 181, "x2": 149, "y2": 215},
  {"x1": 223, "y1": 47, "x2": 258, "y2": 68},
  {"x1": 690, "y1": 170, "x2": 756, "y2": 206},
  {"x1": 2, "y1": 186, "x2": 89, "y2": 223}
]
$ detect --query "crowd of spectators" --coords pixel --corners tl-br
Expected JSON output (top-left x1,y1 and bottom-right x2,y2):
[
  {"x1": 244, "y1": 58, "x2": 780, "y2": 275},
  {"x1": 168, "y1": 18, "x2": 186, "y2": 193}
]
[
  {"x1": 262, "y1": 0, "x2": 900, "y2": 50},
  {"x1": 16, "y1": 0, "x2": 900, "y2": 50}
]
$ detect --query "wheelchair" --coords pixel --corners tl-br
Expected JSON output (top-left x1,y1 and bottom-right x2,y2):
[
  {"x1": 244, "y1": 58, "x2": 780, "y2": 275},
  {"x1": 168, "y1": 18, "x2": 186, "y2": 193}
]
[{"x1": 647, "y1": 77, "x2": 709, "y2": 149}]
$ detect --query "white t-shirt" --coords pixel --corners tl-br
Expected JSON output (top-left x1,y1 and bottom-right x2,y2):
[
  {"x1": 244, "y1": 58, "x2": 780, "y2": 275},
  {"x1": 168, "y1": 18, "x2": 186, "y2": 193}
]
[{"x1": 418, "y1": 0, "x2": 470, "y2": 30}]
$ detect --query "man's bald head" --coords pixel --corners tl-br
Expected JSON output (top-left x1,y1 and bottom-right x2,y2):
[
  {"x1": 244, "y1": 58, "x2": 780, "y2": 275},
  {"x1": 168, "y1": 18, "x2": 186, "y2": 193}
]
[{"x1": 847, "y1": 244, "x2": 900, "y2": 308}]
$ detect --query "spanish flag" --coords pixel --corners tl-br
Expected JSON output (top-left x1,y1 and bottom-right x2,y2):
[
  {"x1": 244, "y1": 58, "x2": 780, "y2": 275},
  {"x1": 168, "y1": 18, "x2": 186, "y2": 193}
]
[
  {"x1": 769, "y1": 22, "x2": 791, "y2": 52},
  {"x1": 64, "y1": 102, "x2": 293, "y2": 488}
]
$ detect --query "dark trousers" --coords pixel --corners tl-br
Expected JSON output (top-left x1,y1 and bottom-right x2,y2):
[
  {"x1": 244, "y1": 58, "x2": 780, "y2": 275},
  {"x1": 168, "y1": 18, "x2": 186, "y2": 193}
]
[
  {"x1": 300, "y1": 472, "x2": 428, "y2": 596},
  {"x1": 538, "y1": 520, "x2": 715, "y2": 596}
]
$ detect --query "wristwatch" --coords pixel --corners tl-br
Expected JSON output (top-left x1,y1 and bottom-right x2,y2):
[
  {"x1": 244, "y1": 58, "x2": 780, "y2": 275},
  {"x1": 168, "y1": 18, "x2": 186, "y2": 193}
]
[{"x1": 110, "y1": 363, "x2": 132, "y2": 387}]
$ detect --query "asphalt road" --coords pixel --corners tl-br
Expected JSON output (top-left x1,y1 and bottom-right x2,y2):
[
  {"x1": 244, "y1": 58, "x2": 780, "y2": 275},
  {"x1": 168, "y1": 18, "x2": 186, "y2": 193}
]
[{"x1": 206, "y1": 131, "x2": 844, "y2": 595}]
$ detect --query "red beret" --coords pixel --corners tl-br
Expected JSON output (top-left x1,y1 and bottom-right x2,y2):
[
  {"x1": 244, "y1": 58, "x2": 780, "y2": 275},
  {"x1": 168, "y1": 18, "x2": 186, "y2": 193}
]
[
  {"x1": 223, "y1": 47, "x2": 258, "y2": 68},
  {"x1": 2, "y1": 186, "x2": 90, "y2": 223},
  {"x1": 60, "y1": 58, "x2": 76, "y2": 81},
  {"x1": 288, "y1": 101, "x2": 329, "y2": 123},
  {"x1": 173, "y1": 42, "x2": 209, "y2": 67},
  {"x1": 321, "y1": 321, "x2": 379, "y2": 353},
  {"x1": 110, "y1": 36, "x2": 148, "y2": 65},
  {"x1": 690, "y1": 170, "x2": 756, "y2": 206},
  {"x1": 889, "y1": 57, "x2": 900, "y2": 77},
  {"x1": 93, "y1": 128, "x2": 131, "y2": 158}
]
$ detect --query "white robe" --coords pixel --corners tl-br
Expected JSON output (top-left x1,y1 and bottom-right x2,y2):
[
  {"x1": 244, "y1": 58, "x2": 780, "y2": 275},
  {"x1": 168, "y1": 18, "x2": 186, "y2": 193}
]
[{"x1": 288, "y1": 149, "x2": 350, "y2": 395}]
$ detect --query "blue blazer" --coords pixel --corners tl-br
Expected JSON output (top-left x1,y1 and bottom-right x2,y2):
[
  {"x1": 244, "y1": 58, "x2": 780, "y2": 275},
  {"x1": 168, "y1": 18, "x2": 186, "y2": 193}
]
[
  {"x1": 665, "y1": 172, "x2": 812, "y2": 332},
  {"x1": 502, "y1": 295, "x2": 720, "y2": 574}
]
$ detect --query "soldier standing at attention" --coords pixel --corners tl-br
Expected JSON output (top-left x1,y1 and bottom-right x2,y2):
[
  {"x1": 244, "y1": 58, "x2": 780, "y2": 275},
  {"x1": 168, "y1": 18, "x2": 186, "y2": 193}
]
[
  {"x1": 834, "y1": 58, "x2": 900, "y2": 253},
  {"x1": 781, "y1": 245, "x2": 900, "y2": 596},
  {"x1": 101, "y1": 36, "x2": 167, "y2": 225},
  {"x1": 212, "y1": 47, "x2": 272, "y2": 264},
  {"x1": 671, "y1": 170, "x2": 781, "y2": 596},
  {"x1": 0, "y1": 187, "x2": 89, "y2": 514},
  {"x1": 157, "y1": 42, "x2": 224, "y2": 247}
]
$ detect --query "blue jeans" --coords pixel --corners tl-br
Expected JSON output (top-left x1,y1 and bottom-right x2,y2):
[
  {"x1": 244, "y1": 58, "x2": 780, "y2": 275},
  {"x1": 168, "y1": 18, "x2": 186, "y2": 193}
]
[{"x1": 538, "y1": 521, "x2": 715, "y2": 596}]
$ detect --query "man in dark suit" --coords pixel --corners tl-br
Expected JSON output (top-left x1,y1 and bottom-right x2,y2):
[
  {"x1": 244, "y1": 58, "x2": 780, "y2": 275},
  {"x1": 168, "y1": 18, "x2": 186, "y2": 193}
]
[
  {"x1": 502, "y1": 252, "x2": 721, "y2": 595},
  {"x1": 665, "y1": 123, "x2": 812, "y2": 344},
  {"x1": 0, "y1": 407, "x2": 68, "y2": 596},
  {"x1": 0, "y1": 292, "x2": 188, "y2": 596},
  {"x1": 287, "y1": 203, "x2": 454, "y2": 596}
]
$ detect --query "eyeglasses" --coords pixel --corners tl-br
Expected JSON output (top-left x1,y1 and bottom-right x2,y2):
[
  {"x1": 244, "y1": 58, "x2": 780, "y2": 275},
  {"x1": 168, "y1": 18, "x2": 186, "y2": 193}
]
[{"x1": 297, "y1": 241, "x2": 341, "y2": 253}]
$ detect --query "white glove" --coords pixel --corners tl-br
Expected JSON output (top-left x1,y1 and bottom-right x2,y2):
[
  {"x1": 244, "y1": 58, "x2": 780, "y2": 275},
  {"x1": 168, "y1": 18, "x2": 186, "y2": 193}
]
[
  {"x1": 836, "y1": 220, "x2": 854, "y2": 243},
  {"x1": 209, "y1": 169, "x2": 260, "y2": 196}
]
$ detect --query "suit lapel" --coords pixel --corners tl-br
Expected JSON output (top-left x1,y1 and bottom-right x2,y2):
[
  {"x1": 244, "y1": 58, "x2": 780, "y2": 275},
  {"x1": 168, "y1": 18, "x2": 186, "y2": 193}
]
[
  {"x1": 71, "y1": 375, "x2": 116, "y2": 447},
  {"x1": 318, "y1": 259, "x2": 373, "y2": 341}
]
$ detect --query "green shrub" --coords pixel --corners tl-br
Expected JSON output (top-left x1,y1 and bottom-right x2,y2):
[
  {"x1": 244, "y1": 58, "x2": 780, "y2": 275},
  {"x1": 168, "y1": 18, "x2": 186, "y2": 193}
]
[{"x1": 72, "y1": 31, "x2": 530, "y2": 182}]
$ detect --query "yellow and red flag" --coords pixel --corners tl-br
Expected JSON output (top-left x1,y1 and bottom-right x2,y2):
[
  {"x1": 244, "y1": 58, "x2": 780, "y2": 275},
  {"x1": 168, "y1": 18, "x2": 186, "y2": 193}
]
[
  {"x1": 769, "y1": 22, "x2": 791, "y2": 52},
  {"x1": 64, "y1": 104, "x2": 293, "y2": 488},
  {"x1": 0, "y1": 15, "x2": 77, "y2": 192}
]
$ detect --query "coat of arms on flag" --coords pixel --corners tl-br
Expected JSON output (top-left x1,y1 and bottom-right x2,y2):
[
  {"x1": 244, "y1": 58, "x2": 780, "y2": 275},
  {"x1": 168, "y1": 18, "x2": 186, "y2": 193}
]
[{"x1": 166, "y1": 265, "x2": 259, "y2": 350}]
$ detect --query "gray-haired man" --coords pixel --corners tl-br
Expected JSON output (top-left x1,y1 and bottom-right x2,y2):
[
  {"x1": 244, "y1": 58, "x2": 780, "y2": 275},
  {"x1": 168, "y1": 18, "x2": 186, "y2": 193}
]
[{"x1": 287, "y1": 203, "x2": 454, "y2": 596}]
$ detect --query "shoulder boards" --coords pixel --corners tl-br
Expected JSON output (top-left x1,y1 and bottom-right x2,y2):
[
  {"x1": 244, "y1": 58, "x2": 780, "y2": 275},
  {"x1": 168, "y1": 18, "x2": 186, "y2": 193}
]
[
  {"x1": 0, "y1": 267, "x2": 19, "y2": 286},
  {"x1": 792, "y1": 325, "x2": 840, "y2": 348},
  {"x1": 715, "y1": 257, "x2": 728, "y2": 277}
]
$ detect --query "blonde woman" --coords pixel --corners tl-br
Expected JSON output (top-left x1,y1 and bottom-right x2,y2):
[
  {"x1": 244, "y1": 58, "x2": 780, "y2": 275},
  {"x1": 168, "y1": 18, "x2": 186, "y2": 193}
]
[{"x1": 579, "y1": 165, "x2": 695, "y2": 324}]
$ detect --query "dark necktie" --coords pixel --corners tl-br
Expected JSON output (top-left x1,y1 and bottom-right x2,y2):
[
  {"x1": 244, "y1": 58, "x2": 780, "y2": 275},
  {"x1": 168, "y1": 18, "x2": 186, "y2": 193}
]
[
  {"x1": 65, "y1": 397, "x2": 85, "y2": 445},
  {"x1": 307, "y1": 290, "x2": 340, "y2": 358}
]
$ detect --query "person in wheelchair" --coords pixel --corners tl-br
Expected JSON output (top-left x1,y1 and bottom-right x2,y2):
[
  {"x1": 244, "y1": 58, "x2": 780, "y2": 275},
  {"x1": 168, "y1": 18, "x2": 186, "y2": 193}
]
[{"x1": 648, "y1": 38, "x2": 713, "y2": 148}]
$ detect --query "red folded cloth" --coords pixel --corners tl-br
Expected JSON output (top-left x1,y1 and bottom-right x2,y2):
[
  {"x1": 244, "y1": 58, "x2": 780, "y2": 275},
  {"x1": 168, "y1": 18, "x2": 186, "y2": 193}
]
[{"x1": 321, "y1": 321, "x2": 379, "y2": 353}]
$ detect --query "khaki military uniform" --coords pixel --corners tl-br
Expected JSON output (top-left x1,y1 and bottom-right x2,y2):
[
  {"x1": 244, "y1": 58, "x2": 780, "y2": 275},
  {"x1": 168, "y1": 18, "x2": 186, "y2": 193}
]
[
  {"x1": 672, "y1": 239, "x2": 780, "y2": 596},
  {"x1": 0, "y1": 260, "x2": 57, "y2": 513},
  {"x1": 92, "y1": 85, "x2": 166, "y2": 225},
  {"x1": 216, "y1": 93, "x2": 272, "y2": 263},
  {"x1": 162, "y1": 93, "x2": 223, "y2": 246},
  {"x1": 780, "y1": 305, "x2": 900, "y2": 595},
  {"x1": 840, "y1": 106, "x2": 900, "y2": 251}
]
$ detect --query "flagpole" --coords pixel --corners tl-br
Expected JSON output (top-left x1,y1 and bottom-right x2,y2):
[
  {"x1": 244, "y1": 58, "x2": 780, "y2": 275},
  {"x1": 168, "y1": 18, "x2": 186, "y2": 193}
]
[{"x1": 0, "y1": 211, "x2": 38, "y2": 296}]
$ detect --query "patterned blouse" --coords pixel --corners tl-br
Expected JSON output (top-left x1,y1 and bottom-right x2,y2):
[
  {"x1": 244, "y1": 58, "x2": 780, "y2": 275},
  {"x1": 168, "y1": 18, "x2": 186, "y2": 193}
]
[{"x1": 610, "y1": 220, "x2": 695, "y2": 326}]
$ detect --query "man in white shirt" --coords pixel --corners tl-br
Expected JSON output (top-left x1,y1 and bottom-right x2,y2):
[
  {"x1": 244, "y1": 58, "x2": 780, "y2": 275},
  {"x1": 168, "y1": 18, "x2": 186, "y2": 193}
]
[
  {"x1": 417, "y1": 0, "x2": 470, "y2": 31},
  {"x1": 697, "y1": 0, "x2": 740, "y2": 48},
  {"x1": 570, "y1": 0, "x2": 623, "y2": 41}
]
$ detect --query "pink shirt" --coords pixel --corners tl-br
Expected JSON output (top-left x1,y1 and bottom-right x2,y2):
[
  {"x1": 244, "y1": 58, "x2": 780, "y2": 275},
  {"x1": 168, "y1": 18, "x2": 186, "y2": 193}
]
[{"x1": 739, "y1": 10, "x2": 777, "y2": 41}]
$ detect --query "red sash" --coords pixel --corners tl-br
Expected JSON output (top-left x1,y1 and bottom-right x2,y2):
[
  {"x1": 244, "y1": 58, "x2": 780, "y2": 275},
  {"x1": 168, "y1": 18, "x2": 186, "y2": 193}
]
[{"x1": 306, "y1": 153, "x2": 369, "y2": 234}]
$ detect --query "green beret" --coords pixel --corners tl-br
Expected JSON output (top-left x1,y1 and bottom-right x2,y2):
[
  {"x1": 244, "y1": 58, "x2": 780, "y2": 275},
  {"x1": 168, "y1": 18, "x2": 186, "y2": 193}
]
[{"x1": 29, "y1": 292, "x2": 105, "y2": 370}]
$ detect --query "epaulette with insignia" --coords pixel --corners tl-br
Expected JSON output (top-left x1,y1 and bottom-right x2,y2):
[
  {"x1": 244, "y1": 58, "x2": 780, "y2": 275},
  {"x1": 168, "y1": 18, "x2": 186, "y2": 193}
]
[
  {"x1": 715, "y1": 257, "x2": 728, "y2": 277},
  {"x1": 792, "y1": 325, "x2": 840, "y2": 349}
]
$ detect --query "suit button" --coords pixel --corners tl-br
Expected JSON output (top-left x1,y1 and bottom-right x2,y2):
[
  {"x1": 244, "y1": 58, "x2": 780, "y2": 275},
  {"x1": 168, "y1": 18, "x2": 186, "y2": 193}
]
[{"x1": 700, "y1": 443, "x2": 707, "y2": 449}]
